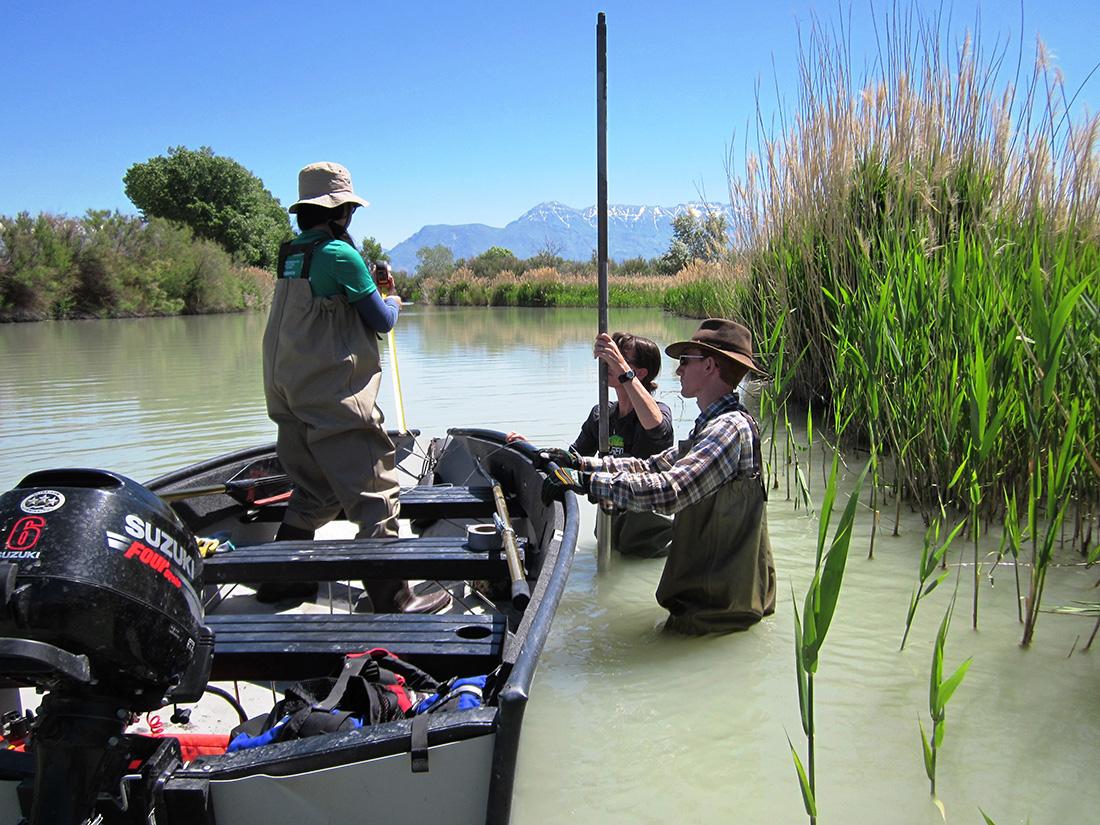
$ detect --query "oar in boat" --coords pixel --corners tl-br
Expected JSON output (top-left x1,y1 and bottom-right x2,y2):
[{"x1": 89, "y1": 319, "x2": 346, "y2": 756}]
[
  {"x1": 158, "y1": 474, "x2": 292, "y2": 505},
  {"x1": 490, "y1": 481, "x2": 531, "y2": 610},
  {"x1": 373, "y1": 262, "x2": 409, "y2": 435},
  {"x1": 387, "y1": 327, "x2": 408, "y2": 434},
  {"x1": 470, "y1": 457, "x2": 531, "y2": 611}
]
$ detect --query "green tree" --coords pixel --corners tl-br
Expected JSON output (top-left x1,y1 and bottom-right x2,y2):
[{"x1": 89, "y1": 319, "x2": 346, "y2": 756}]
[
  {"x1": 415, "y1": 244, "x2": 455, "y2": 279},
  {"x1": 360, "y1": 236, "x2": 389, "y2": 266},
  {"x1": 660, "y1": 208, "x2": 729, "y2": 274},
  {"x1": 470, "y1": 246, "x2": 518, "y2": 278},
  {"x1": 123, "y1": 146, "x2": 292, "y2": 269}
]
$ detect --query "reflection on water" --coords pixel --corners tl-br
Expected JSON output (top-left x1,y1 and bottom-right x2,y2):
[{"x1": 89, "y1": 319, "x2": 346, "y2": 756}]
[{"x1": 1, "y1": 307, "x2": 1097, "y2": 824}]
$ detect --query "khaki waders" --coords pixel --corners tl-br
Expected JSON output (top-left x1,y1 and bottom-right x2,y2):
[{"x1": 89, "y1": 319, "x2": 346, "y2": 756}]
[{"x1": 262, "y1": 277, "x2": 403, "y2": 608}]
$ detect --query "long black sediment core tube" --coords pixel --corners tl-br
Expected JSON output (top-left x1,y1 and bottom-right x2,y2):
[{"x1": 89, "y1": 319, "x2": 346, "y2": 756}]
[
  {"x1": 596, "y1": 11, "x2": 612, "y2": 573},
  {"x1": 596, "y1": 11, "x2": 609, "y2": 448}
]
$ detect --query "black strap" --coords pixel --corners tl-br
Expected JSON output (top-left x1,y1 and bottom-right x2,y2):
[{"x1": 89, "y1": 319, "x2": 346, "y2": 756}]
[
  {"x1": 276, "y1": 236, "x2": 328, "y2": 280},
  {"x1": 281, "y1": 705, "x2": 316, "y2": 740},
  {"x1": 317, "y1": 656, "x2": 370, "y2": 711},
  {"x1": 410, "y1": 713, "x2": 430, "y2": 773},
  {"x1": 317, "y1": 656, "x2": 383, "y2": 723}
]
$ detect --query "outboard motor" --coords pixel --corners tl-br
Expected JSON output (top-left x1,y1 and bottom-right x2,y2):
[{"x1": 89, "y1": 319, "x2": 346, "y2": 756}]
[{"x1": 0, "y1": 469, "x2": 213, "y2": 825}]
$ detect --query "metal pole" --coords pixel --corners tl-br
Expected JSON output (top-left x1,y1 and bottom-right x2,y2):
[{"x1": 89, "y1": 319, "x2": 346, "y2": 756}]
[{"x1": 596, "y1": 11, "x2": 612, "y2": 572}]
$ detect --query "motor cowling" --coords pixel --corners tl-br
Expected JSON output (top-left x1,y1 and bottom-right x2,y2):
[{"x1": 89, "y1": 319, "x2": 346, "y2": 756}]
[{"x1": 0, "y1": 468, "x2": 209, "y2": 709}]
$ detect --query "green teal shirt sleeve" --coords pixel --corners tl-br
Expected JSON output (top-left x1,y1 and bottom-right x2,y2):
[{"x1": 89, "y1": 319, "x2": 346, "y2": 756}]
[{"x1": 331, "y1": 241, "x2": 379, "y2": 303}]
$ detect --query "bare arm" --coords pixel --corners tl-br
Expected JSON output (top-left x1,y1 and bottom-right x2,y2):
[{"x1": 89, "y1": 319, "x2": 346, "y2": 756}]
[{"x1": 594, "y1": 333, "x2": 663, "y2": 430}]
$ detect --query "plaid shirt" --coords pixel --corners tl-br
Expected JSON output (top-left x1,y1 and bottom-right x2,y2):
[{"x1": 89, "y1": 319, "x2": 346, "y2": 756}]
[{"x1": 582, "y1": 391, "x2": 758, "y2": 515}]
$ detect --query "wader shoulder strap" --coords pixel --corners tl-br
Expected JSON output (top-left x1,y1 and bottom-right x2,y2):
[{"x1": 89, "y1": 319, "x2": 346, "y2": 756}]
[
  {"x1": 723, "y1": 401, "x2": 765, "y2": 498},
  {"x1": 725, "y1": 399, "x2": 763, "y2": 478},
  {"x1": 738, "y1": 411, "x2": 766, "y2": 500},
  {"x1": 276, "y1": 236, "x2": 329, "y2": 280}
]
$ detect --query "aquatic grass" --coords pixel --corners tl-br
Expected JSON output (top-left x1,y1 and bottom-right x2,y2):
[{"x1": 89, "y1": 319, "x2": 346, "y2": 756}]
[
  {"x1": 901, "y1": 513, "x2": 966, "y2": 650},
  {"x1": 420, "y1": 259, "x2": 749, "y2": 317},
  {"x1": 1021, "y1": 400, "x2": 1082, "y2": 646},
  {"x1": 918, "y1": 597, "x2": 972, "y2": 804},
  {"x1": 790, "y1": 456, "x2": 869, "y2": 824},
  {"x1": 992, "y1": 490, "x2": 1025, "y2": 623}
]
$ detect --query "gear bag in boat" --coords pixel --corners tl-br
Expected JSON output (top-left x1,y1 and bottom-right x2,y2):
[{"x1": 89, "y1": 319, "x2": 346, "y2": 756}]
[
  {"x1": 227, "y1": 649, "x2": 493, "y2": 752},
  {"x1": 227, "y1": 648, "x2": 439, "y2": 751}
]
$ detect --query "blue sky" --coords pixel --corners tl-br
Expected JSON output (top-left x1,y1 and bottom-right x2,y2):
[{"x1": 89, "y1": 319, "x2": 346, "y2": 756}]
[{"x1": 3, "y1": 0, "x2": 1097, "y2": 249}]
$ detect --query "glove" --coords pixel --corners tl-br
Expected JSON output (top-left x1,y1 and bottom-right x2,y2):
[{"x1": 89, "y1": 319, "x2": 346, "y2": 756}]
[
  {"x1": 541, "y1": 466, "x2": 591, "y2": 506},
  {"x1": 539, "y1": 446, "x2": 582, "y2": 470}
]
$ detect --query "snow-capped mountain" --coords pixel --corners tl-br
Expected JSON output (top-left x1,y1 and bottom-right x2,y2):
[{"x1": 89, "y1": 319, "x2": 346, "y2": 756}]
[{"x1": 385, "y1": 201, "x2": 736, "y2": 273}]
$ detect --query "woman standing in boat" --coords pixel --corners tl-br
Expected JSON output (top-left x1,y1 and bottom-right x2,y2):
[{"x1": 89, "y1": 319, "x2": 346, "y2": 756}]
[{"x1": 261, "y1": 161, "x2": 449, "y2": 613}]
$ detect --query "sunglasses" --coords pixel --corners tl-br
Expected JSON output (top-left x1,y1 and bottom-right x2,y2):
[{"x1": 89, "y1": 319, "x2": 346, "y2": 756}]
[{"x1": 677, "y1": 354, "x2": 707, "y2": 366}]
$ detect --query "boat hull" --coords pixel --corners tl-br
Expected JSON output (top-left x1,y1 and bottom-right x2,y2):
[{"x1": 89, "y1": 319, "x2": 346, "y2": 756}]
[{"x1": 0, "y1": 429, "x2": 579, "y2": 825}]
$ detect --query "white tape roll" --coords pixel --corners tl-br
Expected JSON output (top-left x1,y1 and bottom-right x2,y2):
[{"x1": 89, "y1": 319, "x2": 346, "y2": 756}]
[{"x1": 466, "y1": 523, "x2": 502, "y2": 551}]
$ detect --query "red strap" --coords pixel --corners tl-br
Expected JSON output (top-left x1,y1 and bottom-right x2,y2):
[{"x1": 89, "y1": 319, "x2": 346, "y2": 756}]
[{"x1": 252, "y1": 490, "x2": 292, "y2": 506}]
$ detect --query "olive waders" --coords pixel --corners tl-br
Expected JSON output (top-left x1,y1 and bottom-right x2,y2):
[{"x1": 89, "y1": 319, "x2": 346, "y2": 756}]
[
  {"x1": 656, "y1": 412, "x2": 776, "y2": 634},
  {"x1": 610, "y1": 509, "x2": 673, "y2": 558}
]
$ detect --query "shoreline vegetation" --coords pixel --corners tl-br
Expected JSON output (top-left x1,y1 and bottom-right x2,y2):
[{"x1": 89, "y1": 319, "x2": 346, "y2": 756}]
[{"x1": 0, "y1": 211, "x2": 273, "y2": 321}]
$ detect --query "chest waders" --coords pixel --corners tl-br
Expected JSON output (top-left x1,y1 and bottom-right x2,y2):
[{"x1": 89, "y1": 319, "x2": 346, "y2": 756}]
[
  {"x1": 656, "y1": 407, "x2": 777, "y2": 634},
  {"x1": 262, "y1": 234, "x2": 399, "y2": 540},
  {"x1": 592, "y1": 403, "x2": 675, "y2": 558}
]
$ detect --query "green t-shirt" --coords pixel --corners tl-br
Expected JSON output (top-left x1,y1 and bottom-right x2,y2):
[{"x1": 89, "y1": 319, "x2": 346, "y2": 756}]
[{"x1": 282, "y1": 229, "x2": 377, "y2": 302}]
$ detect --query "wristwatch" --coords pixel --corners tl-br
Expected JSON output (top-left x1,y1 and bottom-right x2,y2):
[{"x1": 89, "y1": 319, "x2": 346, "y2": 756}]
[{"x1": 617, "y1": 369, "x2": 636, "y2": 384}]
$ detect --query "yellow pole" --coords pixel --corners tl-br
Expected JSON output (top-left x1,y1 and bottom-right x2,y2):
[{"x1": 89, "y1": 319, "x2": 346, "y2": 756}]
[{"x1": 387, "y1": 328, "x2": 407, "y2": 434}]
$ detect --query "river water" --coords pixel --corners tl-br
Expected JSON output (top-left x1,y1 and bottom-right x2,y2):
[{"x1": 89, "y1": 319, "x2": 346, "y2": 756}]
[{"x1": 1, "y1": 307, "x2": 1096, "y2": 824}]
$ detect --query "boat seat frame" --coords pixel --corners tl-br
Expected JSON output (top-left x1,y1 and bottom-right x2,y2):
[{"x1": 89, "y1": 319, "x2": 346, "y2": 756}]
[
  {"x1": 207, "y1": 612, "x2": 507, "y2": 682},
  {"x1": 201, "y1": 535, "x2": 523, "y2": 584}
]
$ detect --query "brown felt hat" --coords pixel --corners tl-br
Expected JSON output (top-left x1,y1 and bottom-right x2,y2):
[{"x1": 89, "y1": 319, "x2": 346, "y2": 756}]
[
  {"x1": 665, "y1": 318, "x2": 764, "y2": 375},
  {"x1": 288, "y1": 162, "x2": 370, "y2": 213}
]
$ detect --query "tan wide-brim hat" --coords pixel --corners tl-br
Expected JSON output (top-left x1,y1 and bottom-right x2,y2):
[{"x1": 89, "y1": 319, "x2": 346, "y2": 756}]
[
  {"x1": 665, "y1": 318, "x2": 765, "y2": 375},
  {"x1": 288, "y1": 162, "x2": 370, "y2": 213}
]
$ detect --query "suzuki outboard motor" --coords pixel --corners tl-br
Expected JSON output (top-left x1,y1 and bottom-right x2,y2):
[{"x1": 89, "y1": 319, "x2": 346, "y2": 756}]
[{"x1": 0, "y1": 469, "x2": 213, "y2": 825}]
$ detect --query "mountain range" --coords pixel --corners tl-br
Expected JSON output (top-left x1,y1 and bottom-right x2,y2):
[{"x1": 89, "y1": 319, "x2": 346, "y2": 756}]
[{"x1": 385, "y1": 201, "x2": 736, "y2": 273}]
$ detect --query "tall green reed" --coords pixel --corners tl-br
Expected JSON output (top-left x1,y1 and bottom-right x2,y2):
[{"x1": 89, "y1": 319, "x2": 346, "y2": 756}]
[
  {"x1": 724, "y1": 2, "x2": 1098, "y2": 556},
  {"x1": 918, "y1": 597, "x2": 972, "y2": 803},
  {"x1": 1021, "y1": 400, "x2": 1082, "y2": 646},
  {"x1": 790, "y1": 457, "x2": 868, "y2": 824},
  {"x1": 901, "y1": 513, "x2": 965, "y2": 650}
]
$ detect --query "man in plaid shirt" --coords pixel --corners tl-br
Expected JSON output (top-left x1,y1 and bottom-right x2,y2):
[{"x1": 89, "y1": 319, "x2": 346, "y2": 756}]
[{"x1": 544, "y1": 318, "x2": 776, "y2": 634}]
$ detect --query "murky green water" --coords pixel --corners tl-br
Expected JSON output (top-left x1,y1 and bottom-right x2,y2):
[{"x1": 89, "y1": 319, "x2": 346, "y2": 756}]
[{"x1": 1, "y1": 307, "x2": 1096, "y2": 824}]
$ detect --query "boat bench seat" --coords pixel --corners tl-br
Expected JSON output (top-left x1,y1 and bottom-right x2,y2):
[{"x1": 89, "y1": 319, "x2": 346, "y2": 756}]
[
  {"x1": 398, "y1": 484, "x2": 498, "y2": 520},
  {"x1": 242, "y1": 485, "x2": 503, "y2": 524},
  {"x1": 207, "y1": 612, "x2": 506, "y2": 681},
  {"x1": 202, "y1": 535, "x2": 524, "y2": 584}
]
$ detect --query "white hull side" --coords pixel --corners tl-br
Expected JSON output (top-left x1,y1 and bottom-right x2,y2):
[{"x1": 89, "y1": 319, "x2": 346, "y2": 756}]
[{"x1": 210, "y1": 734, "x2": 496, "y2": 825}]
